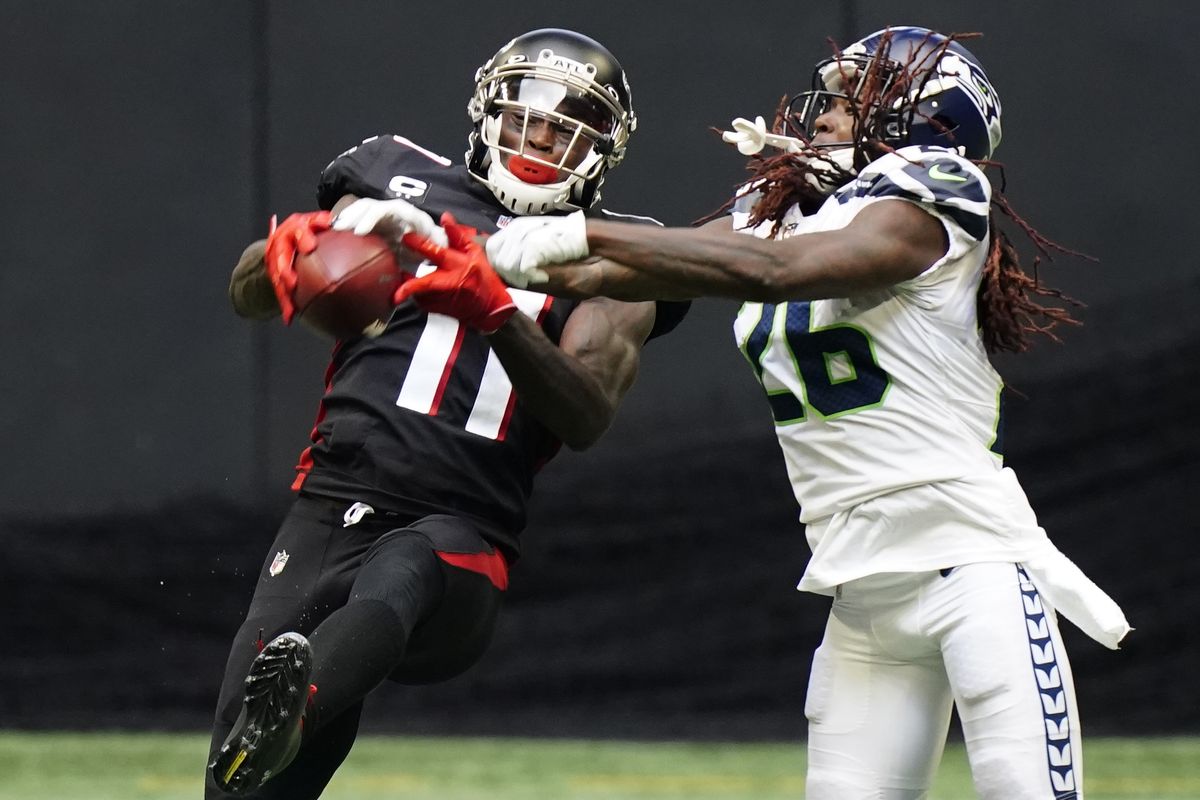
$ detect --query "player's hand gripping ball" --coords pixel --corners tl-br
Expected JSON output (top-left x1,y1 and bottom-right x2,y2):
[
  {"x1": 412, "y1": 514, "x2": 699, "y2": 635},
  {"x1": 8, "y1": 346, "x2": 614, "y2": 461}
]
[{"x1": 291, "y1": 229, "x2": 409, "y2": 340}]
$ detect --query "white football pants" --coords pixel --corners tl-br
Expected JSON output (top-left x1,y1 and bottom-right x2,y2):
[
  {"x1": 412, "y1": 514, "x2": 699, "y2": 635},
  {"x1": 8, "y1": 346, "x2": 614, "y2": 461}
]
[{"x1": 804, "y1": 562, "x2": 1082, "y2": 799}]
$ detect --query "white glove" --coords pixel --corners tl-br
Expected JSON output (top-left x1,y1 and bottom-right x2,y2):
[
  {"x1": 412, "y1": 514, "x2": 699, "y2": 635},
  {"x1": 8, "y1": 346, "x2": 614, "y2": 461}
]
[
  {"x1": 721, "y1": 116, "x2": 805, "y2": 156},
  {"x1": 485, "y1": 210, "x2": 589, "y2": 288},
  {"x1": 332, "y1": 197, "x2": 448, "y2": 247}
]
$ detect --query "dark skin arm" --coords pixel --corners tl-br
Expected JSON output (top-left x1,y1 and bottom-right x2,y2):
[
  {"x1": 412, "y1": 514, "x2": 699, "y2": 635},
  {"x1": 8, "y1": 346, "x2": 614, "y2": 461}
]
[
  {"x1": 227, "y1": 195, "x2": 361, "y2": 319},
  {"x1": 535, "y1": 199, "x2": 949, "y2": 302},
  {"x1": 486, "y1": 296, "x2": 655, "y2": 451},
  {"x1": 228, "y1": 194, "x2": 653, "y2": 450},
  {"x1": 229, "y1": 239, "x2": 276, "y2": 319}
]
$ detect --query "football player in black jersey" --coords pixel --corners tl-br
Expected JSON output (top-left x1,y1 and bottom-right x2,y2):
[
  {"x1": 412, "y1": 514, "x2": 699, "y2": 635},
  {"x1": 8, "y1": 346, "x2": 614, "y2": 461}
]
[{"x1": 206, "y1": 29, "x2": 686, "y2": 798}]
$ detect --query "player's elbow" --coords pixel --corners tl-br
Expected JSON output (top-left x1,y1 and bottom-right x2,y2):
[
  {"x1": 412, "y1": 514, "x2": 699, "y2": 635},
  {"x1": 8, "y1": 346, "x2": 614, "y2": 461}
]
[
  {"x1": 560, "y1": 396, "x2": 619, "y2": 451},
  {"x1": 563, "y1": 435, "x2": 599, "y2": 452},
  {"x1": 561, "y1": 414, "x2": 612, "y2": 452},
  {"x1": 229, "y1": 240, "x2": 281, "y2": 319},
  {"x1": 229, "y1": 279, "x2": 282, "y2": 320}
]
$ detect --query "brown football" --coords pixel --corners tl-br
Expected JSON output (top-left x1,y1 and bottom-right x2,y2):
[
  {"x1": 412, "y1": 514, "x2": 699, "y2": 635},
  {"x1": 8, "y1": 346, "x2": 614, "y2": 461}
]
[{"x1": 292, "y1": 230, "x2": 405, "y2": 340}]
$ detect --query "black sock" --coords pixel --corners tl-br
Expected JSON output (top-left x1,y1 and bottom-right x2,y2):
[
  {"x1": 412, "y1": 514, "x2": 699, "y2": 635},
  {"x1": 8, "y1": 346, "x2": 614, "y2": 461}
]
[{"x1": 303, "y1": 599, "x2": 408, "y2": 739}]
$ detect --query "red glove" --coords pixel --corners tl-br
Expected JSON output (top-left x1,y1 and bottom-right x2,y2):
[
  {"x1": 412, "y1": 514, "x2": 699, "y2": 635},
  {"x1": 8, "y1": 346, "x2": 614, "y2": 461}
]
[
  {"x1": 264, "y1": 211, "x2": 332, "y2": 323},
  {"x1": 396, "y1": 212, "x2": 518, "y2": 334}
]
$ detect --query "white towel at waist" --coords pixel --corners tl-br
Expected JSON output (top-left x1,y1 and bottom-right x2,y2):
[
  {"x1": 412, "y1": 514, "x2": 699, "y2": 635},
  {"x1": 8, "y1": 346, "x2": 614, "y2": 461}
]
[{"x1": 1023, "y1": 546, "x2": 1131, "y2": 650}]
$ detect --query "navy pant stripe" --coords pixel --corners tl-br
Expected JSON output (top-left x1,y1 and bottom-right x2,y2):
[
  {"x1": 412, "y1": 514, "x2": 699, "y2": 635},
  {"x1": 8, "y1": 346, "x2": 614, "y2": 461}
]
[{"x1": 1016, "y1": 564, "x2": 1079, "y2": 799}]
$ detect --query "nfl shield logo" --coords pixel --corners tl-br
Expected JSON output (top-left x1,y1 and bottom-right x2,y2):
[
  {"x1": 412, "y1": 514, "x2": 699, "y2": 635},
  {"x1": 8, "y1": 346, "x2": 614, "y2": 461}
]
[{"x1": 269, "y1": 550, "x2": 290, "y2": 577}]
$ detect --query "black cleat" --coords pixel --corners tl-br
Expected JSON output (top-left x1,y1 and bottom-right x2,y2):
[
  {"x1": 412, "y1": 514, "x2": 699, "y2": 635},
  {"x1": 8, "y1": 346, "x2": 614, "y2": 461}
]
[{"x1": 209, "y1": 632, "x2": 316, "y2": 795}]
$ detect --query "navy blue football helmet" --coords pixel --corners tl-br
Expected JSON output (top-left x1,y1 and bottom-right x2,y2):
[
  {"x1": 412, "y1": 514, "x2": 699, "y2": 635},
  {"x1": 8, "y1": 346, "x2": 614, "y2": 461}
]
[{"x1": 788, "y1": 26, "x2": 1002, "y2": 161}]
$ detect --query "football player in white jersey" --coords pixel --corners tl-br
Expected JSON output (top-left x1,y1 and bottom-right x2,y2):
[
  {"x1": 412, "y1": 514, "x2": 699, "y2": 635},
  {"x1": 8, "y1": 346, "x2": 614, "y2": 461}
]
[{"x1": 441, "y1": 25, "x2": 1132, "y2": 800}]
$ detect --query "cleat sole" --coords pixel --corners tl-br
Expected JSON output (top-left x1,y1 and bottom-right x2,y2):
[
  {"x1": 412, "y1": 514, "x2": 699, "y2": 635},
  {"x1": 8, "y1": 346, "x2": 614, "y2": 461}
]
[{"x1": 209, "y1": 632, "x2": 313, "y2": 795}]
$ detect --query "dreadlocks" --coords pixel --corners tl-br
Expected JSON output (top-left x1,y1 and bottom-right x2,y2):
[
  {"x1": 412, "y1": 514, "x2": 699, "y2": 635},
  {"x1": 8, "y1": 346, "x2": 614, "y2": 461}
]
[
  {"x1": 706, "y1": 30, "x2": 1085, "y2": 355},
  {"x1": 979, "y1": 178, "x2": 1089, "y2": 352}
]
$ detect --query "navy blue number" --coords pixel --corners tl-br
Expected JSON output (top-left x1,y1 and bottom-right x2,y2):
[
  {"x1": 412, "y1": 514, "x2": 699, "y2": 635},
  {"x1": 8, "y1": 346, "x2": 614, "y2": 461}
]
[
  {"x1": 740, "y1": 304, "x2": 806, "y2": 423},
  {"x1": 741, "y1": 302, "x2": 890, "y2": 422}
]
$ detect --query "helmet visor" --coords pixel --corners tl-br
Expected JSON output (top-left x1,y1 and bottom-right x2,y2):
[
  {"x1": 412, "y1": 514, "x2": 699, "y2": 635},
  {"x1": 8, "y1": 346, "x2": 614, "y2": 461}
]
[{"x1": 493, "y1": 76, "x2": 615, "y2": 138}]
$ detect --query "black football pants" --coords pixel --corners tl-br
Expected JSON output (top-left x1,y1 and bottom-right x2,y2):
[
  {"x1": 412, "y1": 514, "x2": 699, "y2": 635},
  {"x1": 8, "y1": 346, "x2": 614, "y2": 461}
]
[{"x1": 203, "y1": 494, "x2": 507, "y2": 799}]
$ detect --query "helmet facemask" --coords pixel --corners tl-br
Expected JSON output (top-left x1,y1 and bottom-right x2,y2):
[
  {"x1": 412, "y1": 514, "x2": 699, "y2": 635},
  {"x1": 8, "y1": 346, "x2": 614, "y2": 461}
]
[{"x1": 467, "y1": 38, "x2": 635, "y2": 215}]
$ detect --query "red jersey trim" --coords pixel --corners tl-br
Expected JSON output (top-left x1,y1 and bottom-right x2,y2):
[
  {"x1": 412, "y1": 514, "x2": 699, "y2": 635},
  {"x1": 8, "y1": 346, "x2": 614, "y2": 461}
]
[
  {"x1": 293, "y1": 342, "x2": 343, "y2": 491},
  {"x1": 429, "y1": 323, "x2": 467, "y2": 416}
]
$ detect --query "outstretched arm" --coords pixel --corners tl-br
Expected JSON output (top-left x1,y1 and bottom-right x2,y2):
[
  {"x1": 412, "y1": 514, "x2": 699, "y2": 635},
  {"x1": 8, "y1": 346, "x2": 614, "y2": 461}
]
[{"x1": 492, "y1": 201, "x2": 948, "y2": 302}]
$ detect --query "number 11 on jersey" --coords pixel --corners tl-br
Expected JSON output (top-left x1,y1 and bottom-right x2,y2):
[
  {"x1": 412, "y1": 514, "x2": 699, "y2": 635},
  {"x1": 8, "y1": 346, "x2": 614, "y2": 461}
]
[{"x1": 395, "y1": 289, "x2": 552, "y2": 440}]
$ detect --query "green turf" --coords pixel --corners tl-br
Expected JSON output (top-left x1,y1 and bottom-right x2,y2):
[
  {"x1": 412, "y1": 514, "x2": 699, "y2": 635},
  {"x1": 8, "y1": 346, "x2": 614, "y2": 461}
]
[{"x1": 0, "y1": 732, "x2": 1196, "y2": 799}]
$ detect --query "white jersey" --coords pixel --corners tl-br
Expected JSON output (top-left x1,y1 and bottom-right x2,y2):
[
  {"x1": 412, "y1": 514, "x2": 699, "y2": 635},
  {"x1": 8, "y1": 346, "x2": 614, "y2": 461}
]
[{"x1": 732, "y1": 146, "x2": 1057, "y2": 593}]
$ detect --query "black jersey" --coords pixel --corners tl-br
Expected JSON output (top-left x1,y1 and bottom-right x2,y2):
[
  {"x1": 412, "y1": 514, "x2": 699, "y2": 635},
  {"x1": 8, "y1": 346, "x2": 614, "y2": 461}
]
[{"x1": 294, "y1": 134, "x2": 684, "y2": 560}]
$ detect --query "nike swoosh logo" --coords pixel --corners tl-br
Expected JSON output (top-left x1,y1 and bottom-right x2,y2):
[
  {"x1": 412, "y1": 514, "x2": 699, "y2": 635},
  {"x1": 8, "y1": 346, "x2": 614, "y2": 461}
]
[{"x1": 928, "y1": 163, "x2": 968, "y2": 182}]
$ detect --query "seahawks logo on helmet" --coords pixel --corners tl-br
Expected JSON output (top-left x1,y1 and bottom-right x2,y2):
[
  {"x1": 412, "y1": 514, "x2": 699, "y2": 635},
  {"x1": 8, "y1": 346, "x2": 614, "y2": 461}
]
[{"x1": 931, "y1": 51, "x2": 1002, "y2": 155}]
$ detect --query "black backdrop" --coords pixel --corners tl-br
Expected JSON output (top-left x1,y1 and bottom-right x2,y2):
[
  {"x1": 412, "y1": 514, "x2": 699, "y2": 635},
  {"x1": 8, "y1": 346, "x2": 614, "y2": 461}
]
[{"x1": 2, "y1": 1, "x2": 1197, "y2": 738}]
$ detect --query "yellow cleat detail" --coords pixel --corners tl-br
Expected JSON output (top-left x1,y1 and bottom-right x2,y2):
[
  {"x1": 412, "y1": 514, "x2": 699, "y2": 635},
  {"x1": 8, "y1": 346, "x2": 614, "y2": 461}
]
[{"x1": 223, "y1": 749, "x2": 248, "y2": 784}]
